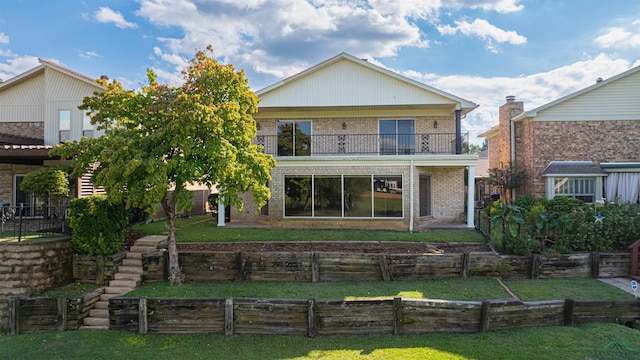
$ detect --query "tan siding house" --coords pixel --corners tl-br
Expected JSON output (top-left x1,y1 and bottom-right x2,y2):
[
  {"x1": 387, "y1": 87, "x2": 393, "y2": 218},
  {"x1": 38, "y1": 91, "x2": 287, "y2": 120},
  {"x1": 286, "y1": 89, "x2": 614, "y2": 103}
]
[
  {"x1": 0, "y1": 59, "x2": 105, "y2": 214},
  {"x1": 480, "y1": 64, "x2": 640, "y2": 204},
  {"x1": 224, "y1": 53, "x2": 479, "y2": 230}
]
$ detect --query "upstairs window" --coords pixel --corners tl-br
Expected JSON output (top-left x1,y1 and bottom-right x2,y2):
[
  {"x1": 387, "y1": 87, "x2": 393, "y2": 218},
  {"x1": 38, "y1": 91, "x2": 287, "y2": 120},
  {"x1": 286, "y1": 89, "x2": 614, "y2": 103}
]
[
  {"x1": 379, "y1": 119, "x2": 415, "y2": 155},
  {"x1": 277, "y1": 120, "x2": 311, "y2": 156},
  {"x1": 82, "y1": 110, "x2": 94, "y2": 138},
  {"x1": 59, "y1": 110, "x2": 71, "y2": 142}
]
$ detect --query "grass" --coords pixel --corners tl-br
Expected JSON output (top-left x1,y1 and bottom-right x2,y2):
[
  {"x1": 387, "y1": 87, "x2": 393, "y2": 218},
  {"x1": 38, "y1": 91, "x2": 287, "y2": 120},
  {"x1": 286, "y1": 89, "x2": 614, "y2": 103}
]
[
  {"x1": 2, "y1": 323, "x2": 639, "y2": 359},
  {"x1": 32, "y1": 282, "x2": 101, "y2": 298},
  {"x1": 124, "y1": 277, "x2": 634, "y2": 302},
  {"x1": 132, "y1": 215, "x2": 485, "y2": 243}
]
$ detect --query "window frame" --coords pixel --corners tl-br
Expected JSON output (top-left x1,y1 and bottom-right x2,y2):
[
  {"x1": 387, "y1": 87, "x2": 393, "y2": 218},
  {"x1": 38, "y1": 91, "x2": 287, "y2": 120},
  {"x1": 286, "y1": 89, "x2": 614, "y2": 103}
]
[
  {"x1": 59, "y1": 109, "x2": 71, "y2": 143},
  {"x1": 546, "y1": 176, "x2": 603, "y2": 203},
  {"x1": 82, "y1": 110, "x2": 94, "y2": 138},
  {"x1": 276, "y1": 120, "x2": 312, "y2": 156},
  {"x1": 283, "y1": 174, "x2": 404, "y2": 219}
]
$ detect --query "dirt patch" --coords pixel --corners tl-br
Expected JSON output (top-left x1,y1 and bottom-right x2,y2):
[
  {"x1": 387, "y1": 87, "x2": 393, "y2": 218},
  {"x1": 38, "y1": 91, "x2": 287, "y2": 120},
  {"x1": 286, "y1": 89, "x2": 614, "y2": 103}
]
[{"x1": 177, "y1": 241, "x2": 493, "y2": 254}]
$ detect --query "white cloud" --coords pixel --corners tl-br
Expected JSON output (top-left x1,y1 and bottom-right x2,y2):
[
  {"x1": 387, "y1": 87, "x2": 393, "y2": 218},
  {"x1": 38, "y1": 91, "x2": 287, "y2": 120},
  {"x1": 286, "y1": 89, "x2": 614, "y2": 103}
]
[
  {"x1": 445, "y1": 0, "x2": 524, "y2": 13},
  {"x1": 438, "y1": 18, "x2": 526, "y2": 53},
  {"x1": 0, "y1": 55, "x2": 41, "y2": 81},
  {"x1": 595, "y1": 26, "x2": 640, "y2": 49},
  {"x1": 95, "y1": 7, "x2": 138, "y2": 29},
  {"x1": 79, "y1": 51, "x2": 101, "y2": 59},
  {"x1": 0, "y1": 32, "x2": 9, "y2": 44},
  {"x1": 403, "y1": 53, "x2": 633, "y2": 144}
]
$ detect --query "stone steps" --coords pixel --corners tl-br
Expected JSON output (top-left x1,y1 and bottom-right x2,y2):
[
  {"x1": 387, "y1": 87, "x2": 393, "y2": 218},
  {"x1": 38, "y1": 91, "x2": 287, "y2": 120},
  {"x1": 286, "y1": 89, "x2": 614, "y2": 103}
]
[{"x1": 80, "y1": 235, "x2": 166, "y2": 331}]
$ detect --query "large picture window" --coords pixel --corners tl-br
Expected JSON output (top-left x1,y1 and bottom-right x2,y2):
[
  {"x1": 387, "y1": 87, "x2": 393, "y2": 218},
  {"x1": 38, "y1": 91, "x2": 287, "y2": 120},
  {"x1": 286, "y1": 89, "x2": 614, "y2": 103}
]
[
  {"x1": 379, "y1": 119, "x2": 415, "y2": 155},
  {"x1": 277, "y1": 120, "x2": 311, "y2": 156},
  {"x1": 284, "y1": 174, "x2": 403, "y2": 218}
]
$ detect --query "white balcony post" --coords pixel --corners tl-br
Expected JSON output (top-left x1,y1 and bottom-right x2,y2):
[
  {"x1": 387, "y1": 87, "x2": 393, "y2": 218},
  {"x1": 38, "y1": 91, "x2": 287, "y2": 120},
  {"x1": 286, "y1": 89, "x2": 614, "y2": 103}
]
[
  {"x1": 217, "y1": 196, "x2": 226, "y2": 227},
  {"x1": 467, "y1": 165, "x2": 475, "y2": 228}
]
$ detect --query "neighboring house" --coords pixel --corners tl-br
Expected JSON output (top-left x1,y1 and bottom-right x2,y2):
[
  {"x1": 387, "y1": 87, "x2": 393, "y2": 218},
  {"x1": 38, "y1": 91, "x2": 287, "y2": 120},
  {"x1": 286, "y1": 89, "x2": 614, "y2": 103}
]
[
  {"x1": 0, "y1": 59, "x2": 106, "y2": 216},
  {"x1": 224, "y1": 53, "x2": 479, "y2": 230},
  {"x1": 480, "y1": 64, "x2": 640, "y2": 204}
]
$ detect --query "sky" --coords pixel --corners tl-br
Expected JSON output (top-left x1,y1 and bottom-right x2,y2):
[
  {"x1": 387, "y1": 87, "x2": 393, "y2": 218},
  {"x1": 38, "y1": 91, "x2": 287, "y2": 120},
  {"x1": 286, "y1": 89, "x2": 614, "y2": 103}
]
[{"x1": 1, "y1": 0, "x2": 640, "y2": 144}]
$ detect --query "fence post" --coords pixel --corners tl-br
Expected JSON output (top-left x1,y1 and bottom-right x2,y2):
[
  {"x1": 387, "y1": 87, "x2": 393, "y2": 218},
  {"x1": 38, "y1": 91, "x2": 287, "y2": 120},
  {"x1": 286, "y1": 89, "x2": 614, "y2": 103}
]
[
  {"x1": 564, "y1": 299, "x2": 574, "y2": 326},
  {"x1": 480, "y1": 300, "x2": 490, "y2": 332},
  {"x1": 591, "y1": 252, "x2": 600, "y2": 279},
  {"x1": 96, "y1": 256, "x2": 105, "y2": 285},
  {"x1": 531, "y1": 254, "x2": 540, "y2": 279},
  {"x1": 307, "y1": 299, "x2": 316, "y2": 338},
  {"x1": 18, "y1": 203, "x2": 23, "y2": 242},
  {"x1": 379, "y1": 255, "x2": 392, "y2": 281},
  {"x1": 393, "y1": 297, "x2": 403, "y2": 335},
  {"x1": 8, "y1": 296, "x2": 18, "y2": 335},
  {"x1": 311, "y1": 252, "x2": 319, "y2": 283},
  {"x1": 225, "y1": 298, "x2": 234, "y2": 336},
  {"x1": 235, "y1": 253, "x2": 243, "y2": 281},
  {"x1": 57, "y1": 295, "x2": 67, "y2": 331},
  {"x1": 138, "y1": 297, "x2": 147, "y2": 334},
  {"x1": 461, "y1": 253, "x2": 470, "y2": 278}
]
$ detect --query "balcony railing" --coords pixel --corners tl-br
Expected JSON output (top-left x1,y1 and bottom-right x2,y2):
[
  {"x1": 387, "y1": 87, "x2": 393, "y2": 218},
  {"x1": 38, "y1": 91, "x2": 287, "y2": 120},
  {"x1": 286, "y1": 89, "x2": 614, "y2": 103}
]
[{"x1": 253, "y1": 132, "x2": 469, "y2": 156}]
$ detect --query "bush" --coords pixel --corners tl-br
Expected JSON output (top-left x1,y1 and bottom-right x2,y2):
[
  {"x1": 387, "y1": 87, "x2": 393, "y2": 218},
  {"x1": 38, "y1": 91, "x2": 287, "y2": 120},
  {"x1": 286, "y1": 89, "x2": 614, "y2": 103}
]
[{"x1": 68, "y1": 195, "x2": 128, "y2": 256}]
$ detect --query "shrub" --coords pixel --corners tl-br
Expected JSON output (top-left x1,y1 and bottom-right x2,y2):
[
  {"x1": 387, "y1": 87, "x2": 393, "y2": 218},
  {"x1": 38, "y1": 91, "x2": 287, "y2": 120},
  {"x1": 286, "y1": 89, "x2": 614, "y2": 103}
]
[{"x1": 68, "y1": 195, "x2": 128, "y2": 256}]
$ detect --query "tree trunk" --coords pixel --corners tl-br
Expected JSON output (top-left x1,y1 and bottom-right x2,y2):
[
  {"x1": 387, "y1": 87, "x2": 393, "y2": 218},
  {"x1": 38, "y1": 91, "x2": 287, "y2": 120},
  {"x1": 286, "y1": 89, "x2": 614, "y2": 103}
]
[{"x1": 161, "y1": 198, "x2": 182, "y2": 285}]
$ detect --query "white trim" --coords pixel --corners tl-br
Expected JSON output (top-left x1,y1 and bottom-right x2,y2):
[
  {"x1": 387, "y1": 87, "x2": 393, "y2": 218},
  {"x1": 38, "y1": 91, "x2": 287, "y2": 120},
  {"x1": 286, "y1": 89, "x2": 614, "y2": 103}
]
[{"x1": 467, "y1": 165, "x2": 475, "y2": 228}]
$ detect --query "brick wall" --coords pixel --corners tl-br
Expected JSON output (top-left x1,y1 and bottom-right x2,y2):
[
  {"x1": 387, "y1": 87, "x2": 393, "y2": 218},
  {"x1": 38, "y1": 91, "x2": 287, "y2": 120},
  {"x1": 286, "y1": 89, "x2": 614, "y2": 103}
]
[
  {"x1": 0, "y1": 238, "x2": 74, "y2": 333},
  {"x1": 517, "y1": 120, "x2": 640, "y2": 197},
  {"x1": 0, "y1": 164, "x2": 43, "y2": 205},
  {"x1": 1, "y1": 122, "x2": 44, "y2": 139}
]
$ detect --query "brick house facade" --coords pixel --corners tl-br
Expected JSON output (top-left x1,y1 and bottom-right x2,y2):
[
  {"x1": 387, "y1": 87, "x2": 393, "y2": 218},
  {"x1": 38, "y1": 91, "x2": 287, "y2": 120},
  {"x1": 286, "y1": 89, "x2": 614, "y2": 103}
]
[
  {"x1": 480, "y1": 64, "x2": 640, "y2": 203},
  {"x1": 223, "y1": 53, "x2": 479, "y2": 230}
]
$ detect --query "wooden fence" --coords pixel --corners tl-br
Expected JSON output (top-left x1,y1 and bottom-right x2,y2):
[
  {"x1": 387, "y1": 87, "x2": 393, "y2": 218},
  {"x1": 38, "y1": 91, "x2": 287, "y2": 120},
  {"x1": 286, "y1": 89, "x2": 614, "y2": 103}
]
[
  {"x1": 109, "y1": 296, "x2": 640, "y2": 336},
  {"x1": 142, "y1": 251, "x2": 631, "y2": 283},
  {"x1": 73, "y1": 252, "x2": 126, "y2": 285},
  {"x1": 7, "y1": 288, "x2": 104, "y2": 335}
]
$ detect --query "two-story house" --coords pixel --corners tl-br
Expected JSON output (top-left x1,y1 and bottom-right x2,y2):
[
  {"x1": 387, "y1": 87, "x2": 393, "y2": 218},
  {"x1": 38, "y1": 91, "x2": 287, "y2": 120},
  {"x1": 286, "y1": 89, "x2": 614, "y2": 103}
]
[
  {"x1": 480, "y1": 64, "x2": 640, "y2": 204},
  {"x1": 0, "y1": 59, "x2": 106, "y2": 216},
  {"x1": 222, "y1": 53, "x2": 479, "y2": 230}
]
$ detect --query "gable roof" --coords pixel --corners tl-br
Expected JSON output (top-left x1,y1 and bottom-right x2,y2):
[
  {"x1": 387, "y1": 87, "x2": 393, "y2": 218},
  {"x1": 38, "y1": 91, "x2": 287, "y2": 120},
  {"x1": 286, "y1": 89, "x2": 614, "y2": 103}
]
[
  {"x1": 257, "y1": 52, "x2": 477, "y2": 114},
  {"x1": 513, "y1": 64, "x2": 640, "y2": 122},
  {"x1": 0, "y1": 58, "x2": 103, "y2": 92}
]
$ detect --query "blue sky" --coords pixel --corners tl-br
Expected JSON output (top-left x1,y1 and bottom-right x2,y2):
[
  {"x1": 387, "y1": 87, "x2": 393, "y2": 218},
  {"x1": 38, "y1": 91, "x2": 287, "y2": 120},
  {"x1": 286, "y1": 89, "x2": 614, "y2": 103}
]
[{"x1": 1, "y1": 0, "x2": 640, "y2": 144}]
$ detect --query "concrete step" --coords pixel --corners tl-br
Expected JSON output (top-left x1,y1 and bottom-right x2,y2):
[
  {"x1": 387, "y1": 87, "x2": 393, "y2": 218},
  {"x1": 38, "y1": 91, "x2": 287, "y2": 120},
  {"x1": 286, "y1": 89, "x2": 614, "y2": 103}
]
[
  {"x1": 99, "y1": 293, "x2": 119, "y2": 301},
  {"x1": 80, "y1": 325, "x2": 109, "y2": 331},
  {"x1": 135, "y1": 237, "x2": 164, "y2": 247},
  {"x1": 122, "y1": 258, "x2": 142, "y2": 266},
  {"x1": 126, "y1": 252, "x2": 143, "y2": 259},
  {"x1": 89, "y1": 308, "x2": 109, "y2": 318},
  {"x1": 114, "y1": 272, "x2": 142, "y2": 281},
  {"x1": 83, "y1": 317, "x2": 109, "y2": 327},
  {"x1": 135, "y1": 235, "x2": 167, "y2": 246},
  {"x1": 94, "y1": 301, "x2": 109, "y2": 309},
  {"x1": 104, "y1": 286, "x2": 134, "y2": 295},
  {"x1": 109, "y1": 279, "x2": 139, "y2": 288},
  {"x1": 118, "y1": 265, "x2": 143, "y2": 275},
  {"x1": 129, "y1": 245, "x2": 157, "y2": 253}
]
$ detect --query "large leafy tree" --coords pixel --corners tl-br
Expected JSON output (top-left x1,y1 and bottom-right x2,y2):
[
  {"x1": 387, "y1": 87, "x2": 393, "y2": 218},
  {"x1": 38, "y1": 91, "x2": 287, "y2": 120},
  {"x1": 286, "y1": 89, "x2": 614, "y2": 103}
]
[{"x1": 53, "y1": 47, "x2": 275, "y2": 285}]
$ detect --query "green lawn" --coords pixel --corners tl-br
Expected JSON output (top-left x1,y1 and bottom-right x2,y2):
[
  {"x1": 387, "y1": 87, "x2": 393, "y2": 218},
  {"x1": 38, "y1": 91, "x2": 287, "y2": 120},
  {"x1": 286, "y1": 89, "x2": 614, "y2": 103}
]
[
  {"x1": 124, "y1": 277, "x2": 634, "y2": 302},
  {"x1": 2, "y1": 323, "x2": 639, "y2": 359},
  {"x1": 132, "y1": 215, "x2": 485, "y2": 243}
]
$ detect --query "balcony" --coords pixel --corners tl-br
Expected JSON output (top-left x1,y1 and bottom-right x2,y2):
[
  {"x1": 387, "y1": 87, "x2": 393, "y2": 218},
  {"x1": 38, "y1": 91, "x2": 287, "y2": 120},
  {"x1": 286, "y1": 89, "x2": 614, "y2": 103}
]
[{"x1": 253, "y1": 132, "x2": 469, "y2": 156}]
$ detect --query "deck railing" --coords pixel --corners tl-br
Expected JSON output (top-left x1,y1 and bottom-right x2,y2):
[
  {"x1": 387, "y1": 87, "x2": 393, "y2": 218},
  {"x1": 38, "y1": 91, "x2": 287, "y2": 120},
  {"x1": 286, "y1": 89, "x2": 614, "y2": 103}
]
[
  {"x1": 253, "y1": 132, "x2": 469, "y2": 156},
  {"x1": 1, "y1": 204, "x2": 70, "y2": 241}
]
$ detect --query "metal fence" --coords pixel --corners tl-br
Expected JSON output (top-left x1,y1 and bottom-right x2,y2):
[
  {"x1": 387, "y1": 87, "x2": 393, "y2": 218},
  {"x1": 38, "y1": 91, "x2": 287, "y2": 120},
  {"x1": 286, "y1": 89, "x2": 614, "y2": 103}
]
[
  {"x1": 1, "y1": 204, "x2": 70, "y2": 241},
  {"x1": 253, "y1": 132, "x2": 470, "y2": 156}
]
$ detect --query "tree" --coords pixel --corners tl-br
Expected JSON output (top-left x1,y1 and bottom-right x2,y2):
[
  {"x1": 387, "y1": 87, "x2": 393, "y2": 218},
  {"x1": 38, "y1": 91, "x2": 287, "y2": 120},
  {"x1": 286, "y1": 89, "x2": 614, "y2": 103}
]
[
  {"x1": 486, "y1": 163, "x2": 526, "y2": 204},
  {"x1": 53, "y1": 47, "x2": 276, "y2": 285},
  {"x1": 19, "y1": 167, "x2": 70, "y2": 216}
]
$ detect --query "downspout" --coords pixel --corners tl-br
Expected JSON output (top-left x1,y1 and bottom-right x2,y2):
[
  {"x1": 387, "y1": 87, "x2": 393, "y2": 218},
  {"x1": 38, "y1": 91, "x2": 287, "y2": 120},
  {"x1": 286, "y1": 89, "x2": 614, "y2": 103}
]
[
  {"x1": 455, "y1": 109, "x2": 462, "y2": 154},
  {"x1": 409, "y1": 159, "x2": 414, "y2": 232}
]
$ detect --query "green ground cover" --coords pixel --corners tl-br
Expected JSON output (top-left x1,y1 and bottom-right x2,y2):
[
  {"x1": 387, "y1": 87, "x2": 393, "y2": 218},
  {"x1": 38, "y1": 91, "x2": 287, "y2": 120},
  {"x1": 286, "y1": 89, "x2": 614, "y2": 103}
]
[
  {"x1": 131, "y1": 215, "x2": 485, "y2": 243},
  {"x1": 124, "y1": 278, "x2": 634, "y2": 301},
  {"x1": 2, "y1": 323, "x2": 639, "y2": 360}
]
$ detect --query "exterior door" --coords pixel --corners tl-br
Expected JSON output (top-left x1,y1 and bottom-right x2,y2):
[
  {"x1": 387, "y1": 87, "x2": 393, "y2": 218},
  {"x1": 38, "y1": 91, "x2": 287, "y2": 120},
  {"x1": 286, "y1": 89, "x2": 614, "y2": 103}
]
[{"x1": 419, "y1": 174, "x2": 432, "y2": 217}]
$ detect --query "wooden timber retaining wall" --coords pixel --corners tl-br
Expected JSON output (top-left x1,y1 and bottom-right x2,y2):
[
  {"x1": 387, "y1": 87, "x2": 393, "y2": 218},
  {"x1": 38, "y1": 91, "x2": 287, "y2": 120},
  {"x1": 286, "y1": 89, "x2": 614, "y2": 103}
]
[
  {"x1": 109, "y1": 296, "x2": 640, "y2": 336},
  {"x1": 73, "y1": 252, "x2": 126, "y2": 285},
  {"x1": 142, "y1": 250, "x2": 631, "y2": 283},
  {"x1": 6, "y1": 287, "x2": 104, "y2": 334},
  {"x1": 0, "y1": 238, "x2": 74, "y2": 334}
]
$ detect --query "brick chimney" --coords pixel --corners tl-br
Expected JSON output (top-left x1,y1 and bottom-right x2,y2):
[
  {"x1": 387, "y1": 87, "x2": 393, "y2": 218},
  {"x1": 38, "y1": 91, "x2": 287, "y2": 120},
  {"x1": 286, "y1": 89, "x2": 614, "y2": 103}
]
[{"x1": 498, "y1": 96, "x2": 524, "y2": 167}]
